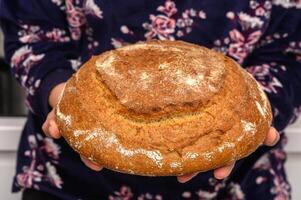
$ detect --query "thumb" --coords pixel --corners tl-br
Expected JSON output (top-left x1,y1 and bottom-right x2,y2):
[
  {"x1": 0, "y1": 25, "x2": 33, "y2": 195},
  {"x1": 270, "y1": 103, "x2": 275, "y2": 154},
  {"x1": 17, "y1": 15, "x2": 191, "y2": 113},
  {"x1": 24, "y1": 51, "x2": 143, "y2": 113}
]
[{"x1": 42, "y1": 109, "x2": 61, "y2": 139}]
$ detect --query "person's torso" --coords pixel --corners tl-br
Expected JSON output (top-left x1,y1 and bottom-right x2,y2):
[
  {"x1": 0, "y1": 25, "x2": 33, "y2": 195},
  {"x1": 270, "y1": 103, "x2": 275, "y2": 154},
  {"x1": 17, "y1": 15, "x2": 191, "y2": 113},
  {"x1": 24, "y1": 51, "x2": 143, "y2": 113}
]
[{"x1": 14, "y1": 1, "x2": 289, "y2": 200}]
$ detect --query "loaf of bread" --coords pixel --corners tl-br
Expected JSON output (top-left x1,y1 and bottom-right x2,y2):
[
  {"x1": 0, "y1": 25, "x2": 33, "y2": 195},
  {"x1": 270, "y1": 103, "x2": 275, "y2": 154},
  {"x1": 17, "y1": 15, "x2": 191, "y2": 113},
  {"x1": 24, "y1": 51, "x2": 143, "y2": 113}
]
[{"x1": 56, "y1": 40, "x2": 272, "y2": 176}]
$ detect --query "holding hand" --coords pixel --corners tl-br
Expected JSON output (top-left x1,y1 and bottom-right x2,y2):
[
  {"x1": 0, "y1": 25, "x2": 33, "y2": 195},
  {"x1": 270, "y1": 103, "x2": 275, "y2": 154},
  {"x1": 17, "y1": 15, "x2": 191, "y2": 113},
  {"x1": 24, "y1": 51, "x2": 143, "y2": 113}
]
[
  {"x1": 177, "y1": 127, "x2": 279, "y2": 183},
  {"x1": 42, "y1": 83, "x2": 280, "y2": 182},
  {"x1": 42, "y1": 83, "x2": 103, "y2": 171}
]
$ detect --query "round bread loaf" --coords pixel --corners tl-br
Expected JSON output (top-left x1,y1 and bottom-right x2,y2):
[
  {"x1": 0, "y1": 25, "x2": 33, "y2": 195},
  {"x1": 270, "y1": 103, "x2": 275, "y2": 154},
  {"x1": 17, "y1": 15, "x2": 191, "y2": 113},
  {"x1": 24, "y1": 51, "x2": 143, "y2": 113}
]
[{"x1": 56, "y1": 40, "x2": 272, "y2": 176}]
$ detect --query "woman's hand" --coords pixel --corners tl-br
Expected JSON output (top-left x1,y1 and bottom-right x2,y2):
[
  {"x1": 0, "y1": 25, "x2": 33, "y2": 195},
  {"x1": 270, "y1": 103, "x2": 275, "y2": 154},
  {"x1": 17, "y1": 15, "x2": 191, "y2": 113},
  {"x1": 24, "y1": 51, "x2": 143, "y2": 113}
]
[
  {"x1": 42, "y1": 83, "x2": 280, "y2": 177},
  {"x1": 42, "y1": 83, "x2": 103, "y2": 171},
  {"x1": 177, "y1": 127, "x2": 280, "y2": 183}
]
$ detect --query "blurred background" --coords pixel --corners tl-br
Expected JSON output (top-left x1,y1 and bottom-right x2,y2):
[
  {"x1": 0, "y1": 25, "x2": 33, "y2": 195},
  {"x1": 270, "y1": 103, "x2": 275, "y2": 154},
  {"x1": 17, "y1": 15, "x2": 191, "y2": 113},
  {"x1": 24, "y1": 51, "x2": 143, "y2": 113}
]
[{"x1": 0, "y1": 19, "x2": 301, "y2": 200}]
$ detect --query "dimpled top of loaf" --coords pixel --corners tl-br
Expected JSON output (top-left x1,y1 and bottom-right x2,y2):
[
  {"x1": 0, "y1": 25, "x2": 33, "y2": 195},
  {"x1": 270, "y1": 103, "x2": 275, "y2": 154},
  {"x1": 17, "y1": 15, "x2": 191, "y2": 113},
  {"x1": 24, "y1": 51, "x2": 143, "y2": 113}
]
[{"x1": 56, "y1": 40, "x2": 272, "y2": 176}]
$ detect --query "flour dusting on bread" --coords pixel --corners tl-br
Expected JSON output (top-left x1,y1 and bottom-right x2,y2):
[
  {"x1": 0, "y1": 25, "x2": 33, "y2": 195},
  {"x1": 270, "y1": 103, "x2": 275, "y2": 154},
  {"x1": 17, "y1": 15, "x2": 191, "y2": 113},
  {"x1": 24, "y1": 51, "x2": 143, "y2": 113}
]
[{"x1": 56, "y1": 40, "x2": 272, "y2": 176}]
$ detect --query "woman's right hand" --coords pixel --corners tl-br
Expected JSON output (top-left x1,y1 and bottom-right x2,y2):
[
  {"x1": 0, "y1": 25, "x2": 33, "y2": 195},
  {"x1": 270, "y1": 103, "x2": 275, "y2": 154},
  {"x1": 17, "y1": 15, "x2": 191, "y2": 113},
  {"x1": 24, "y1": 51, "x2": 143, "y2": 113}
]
[{"x1": 42, "y1": 82, "x2": 103, "y2": 171}]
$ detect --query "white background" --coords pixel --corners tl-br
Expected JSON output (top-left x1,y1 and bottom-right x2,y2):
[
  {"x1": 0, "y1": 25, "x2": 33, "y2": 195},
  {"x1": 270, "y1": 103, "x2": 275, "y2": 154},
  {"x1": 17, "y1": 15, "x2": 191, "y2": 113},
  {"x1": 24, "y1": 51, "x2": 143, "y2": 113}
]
[{"x1": 0, "y1": 117, "x2": 300, "y2": 200}]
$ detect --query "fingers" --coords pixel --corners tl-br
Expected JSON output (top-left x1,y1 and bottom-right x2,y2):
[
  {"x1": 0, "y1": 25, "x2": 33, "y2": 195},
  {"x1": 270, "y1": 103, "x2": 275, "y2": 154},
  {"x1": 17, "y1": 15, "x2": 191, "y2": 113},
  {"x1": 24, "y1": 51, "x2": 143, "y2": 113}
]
[
  {"x1": 177, "y1": 172, "x2": 198, "y2": 183},
  {"x1": 213, "y1": 162, "x2": 235, "y2": 180},
  {"x1": 42, "y1": 109, "x2": 61, "y2": 139},
  {"x1": 80, "y1": 156, "x2": 103, "y2": 171},
  {"x1": 43, "y1": 82, "x2": 66, "y2": 139},
  {"x1": 49, "y1": 82, "x2": 66, "y2": 108},
  {"x1": 263, "y1": 127, "x2": 280, "y2": 146},
  {"x1": 177, "y1": 162, "x2": 235, "y2": 183},
  {"x1": 177, "y1": 127, "x2": 279, "y2": 183}
]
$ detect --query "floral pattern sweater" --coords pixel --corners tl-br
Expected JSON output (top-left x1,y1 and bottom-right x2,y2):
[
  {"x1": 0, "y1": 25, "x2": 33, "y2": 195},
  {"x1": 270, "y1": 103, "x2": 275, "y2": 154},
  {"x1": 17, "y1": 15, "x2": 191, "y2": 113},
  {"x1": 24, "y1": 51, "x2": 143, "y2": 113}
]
[{"x1": 1, "y1": 0, "x2": 301, "y2": 199}]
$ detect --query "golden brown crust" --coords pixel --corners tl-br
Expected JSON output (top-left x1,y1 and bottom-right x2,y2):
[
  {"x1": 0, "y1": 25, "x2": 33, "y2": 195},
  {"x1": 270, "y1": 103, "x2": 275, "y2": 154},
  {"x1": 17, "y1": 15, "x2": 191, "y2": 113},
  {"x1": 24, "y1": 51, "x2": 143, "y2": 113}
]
[{"x1": 56, "y1": 40, "x2": 272, "y2": 176}]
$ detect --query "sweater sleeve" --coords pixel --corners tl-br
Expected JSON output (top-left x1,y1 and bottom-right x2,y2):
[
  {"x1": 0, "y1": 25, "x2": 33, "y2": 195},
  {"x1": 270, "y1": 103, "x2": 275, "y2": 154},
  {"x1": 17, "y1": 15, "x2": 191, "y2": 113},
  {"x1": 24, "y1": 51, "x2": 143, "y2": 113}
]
[
  {"x1": 0, "y1": 0, "x2": 81, "y2": 118},
  {"x1": 243, "y1": 4, "x2": 301, "y2": 131}
]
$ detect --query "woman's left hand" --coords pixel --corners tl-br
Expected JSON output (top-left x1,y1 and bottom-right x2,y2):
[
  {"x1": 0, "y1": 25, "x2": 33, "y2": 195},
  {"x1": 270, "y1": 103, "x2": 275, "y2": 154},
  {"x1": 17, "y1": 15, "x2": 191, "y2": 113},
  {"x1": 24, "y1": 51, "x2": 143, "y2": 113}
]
[{"x1": 177, "y1": 127, "x2": 280, "y2": 183}]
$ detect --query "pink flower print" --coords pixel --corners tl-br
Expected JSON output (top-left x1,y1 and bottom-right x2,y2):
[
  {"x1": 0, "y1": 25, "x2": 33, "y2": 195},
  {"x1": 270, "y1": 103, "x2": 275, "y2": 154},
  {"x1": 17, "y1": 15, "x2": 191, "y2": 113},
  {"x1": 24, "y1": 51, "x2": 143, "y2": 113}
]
[
  {"x1": 176, "y1": 30, "x2": 184, "y2": 37},
  {"x1": 137, "y1": 193, "x2": 163, "y2": 200},
  {"x1": 37, "y1": 164, "x2": 44, "y2": 171},
  {"x1": 238, "y1": 12, "x2": 264, "y2": 29},
  {"x1": 51, "y1": 0, "x2": 63, "y2": 6},
  {"x1": 42, "y1": 138, "x2": 61, "y2": 160},
  {"x1": 120, "y1": 25, "x2": 134, "y2": 35},
  {"x1": 226, "y1": 11, "x2": 235, "y2": 20},
  {"x1": 84, "y1": 0, "x2": 103, "y2": 18},
  {"x1": 224, "y1": 37, "x2": 230, "y2": 44},
  {"x1": 109, "y1": 186, "x2": 133, "y2": 200},
  {"x1": 182, "y1": 10, "x2": 189, "y2": 19},
  {"x1": 28, "y1": 135, "x2": 38, "y2": 149},
  {"x1": 176, "y1": 19, "x2": 185, "y2": 28},
  {"x1": 229, "y1": 29, "x2": 261, "y2": 46},
  {"x1": 157, "y1": 0, "x2": 177, "y2": 17},
  {"x1": 45, "y1": 29, "x2": 70, "y2": 42},
  {"x1": 11, "y1": 46, "x2": 31, "y2": 68},
  {"x1": 21, "y1": 24, "x2": 40, "y2": 32},
  {"x1": 182, "y1": 11, "x2": 193, "y2": 26},
  {"x1": 11, "y1": 46, "x2": 45, "y2": 74},
  {"x1": 18, "y1": 23, "x2": 71, "y2": 43},
  {"x1": 56, "y1": 0, "x2": 101, "y2": 43},
  {"x1": 273, "y1": 0, "x2": 301, "y2": 9},
  {"x1": 26, "y1": 79, "x2": 41, "y2": 96},
  {"x1": 256, "y1": 176, "x2": 267, "y2": 184},
  {"x1": 229, "y1": 183, "x2": 245, "y2": 200},
  {"x1": 271, "y1": 149, "x2": 286, "y2": 161},
  {"x1": 182, "y1": 191, "x2": 192, "y2": 198},
  {"x1": 70, "y1": 28, "x2": 82, "y2": 41},
  {"x1": 16, "y1": 167, "x2": 42, "y2": 188},
  {"x1": 46, "y1": 162, "x2": 63, "y2": 189},
  {"x1": 142, "y1": 1, "x2": 206, "y2": 40},
  {"x1": 247, "y1": 64, "x2": 269, "y2": 77},
  {"x1": 264, "y1": 1, "x2": 272, "y2": 10},
  {"x1": 229, "y1": 29, "x2": 245, "y2": 43},
  {"x1": 253, "y1": 153, "x2": 271, "y2": 170},
  {"x1": 70, "y1": 59, "x2": 82, "y2": 70},
  {"x1": 16, "y1": 161, "x2": 42, "y2": 188},
  {"x1": 19, "y1": 33, "x2": 41, "y2": 43},
  {"x1": 246, "y1": 64, "x2": 283, "y2": 94},
  {"x1": 255, "y1": 7, "x2": 266, "y2": 16},
  {"x1": 228, "y1": 42, "x2": 248, "y2": 64},
  {"x1": 144, "y1": 14, "x2": 176, "y2": 40},
  {"x1": 250, "y1": 0, "x2": 259, "y2": 9},
  {"x1": 248, "y1": 30, "x2": 262, "y2": 44},
  {"x1": 228, "y1": 29, "x2": 262, "y2": 63},
  {"x1": 85, "y1": 27, "x2": 99, "y2": 50},
  {"x1": 189, "y1": 9, "x2": 197, "y2": 17},
  {"x1": 16, "y1": 134, "x2": 63, "y2": 189},
  {"x1": 155, "y1": 195, "x2": 163, "y2": 200},
  {"x1": 66, "y1": 0, "x2": 86, "y2": 40},
  {"x1": 196, "y1": 190, "x2": 217, "y2": 199},
  {"x1": 270, "y1": 169, "x2": 291, "y2": 200},
  {"x1": 23, "y1": 54, "x2": 45, "y2": 72},
  {"x1": 227, "y1": 11, "x2": 264, "y2": 29},
  {"x1": 111, "y1": 38, "x2": 130, "y2": 49},
  {"x1": 198, "y1": 10, "x2": 206, "y2": 19},
  {"x1": 66, "y1": 0, "x2": 86, "y2": 27}
]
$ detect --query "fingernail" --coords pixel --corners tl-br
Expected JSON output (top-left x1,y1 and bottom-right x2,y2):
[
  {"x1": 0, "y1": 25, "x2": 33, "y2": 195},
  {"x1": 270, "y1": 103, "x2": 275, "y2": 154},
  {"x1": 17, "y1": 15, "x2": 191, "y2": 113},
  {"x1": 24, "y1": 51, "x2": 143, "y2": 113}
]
[
  {"x1": 91, "y1": 165, "x2": 103, "y2": 171},
  {"x1": 177, "y1": 173, "x2": 198, "y2": 183},
  {"x1": 177, "y1": 179, "x2": 186, "y2": 183},
  {"x1": 215, "y1": 172, "x2": 229, "y2": 180},
  {"x1": 177, "y1": 177, "x2": 189, "y2": 183},
  {"x1": 214, "y1": 173, "x2": 225, "y2": 180},
  {"x1": 271, "y1": 131, "x2": 280, "y2": 146}
]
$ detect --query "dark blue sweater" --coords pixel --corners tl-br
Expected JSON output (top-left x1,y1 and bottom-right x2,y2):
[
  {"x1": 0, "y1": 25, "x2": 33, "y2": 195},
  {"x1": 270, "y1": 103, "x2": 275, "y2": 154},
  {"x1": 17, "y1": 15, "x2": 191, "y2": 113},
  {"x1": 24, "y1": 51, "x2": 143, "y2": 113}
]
[{"x1": 1, "y1": 0, "x2": 301, "y2": 199}]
